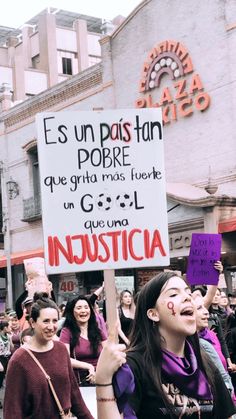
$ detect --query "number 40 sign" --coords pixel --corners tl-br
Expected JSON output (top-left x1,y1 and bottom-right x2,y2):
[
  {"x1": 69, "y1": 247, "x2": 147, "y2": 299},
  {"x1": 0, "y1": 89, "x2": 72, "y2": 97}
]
[{"x1": 59, "y1": 277, "x2": 79, "y2": 294}]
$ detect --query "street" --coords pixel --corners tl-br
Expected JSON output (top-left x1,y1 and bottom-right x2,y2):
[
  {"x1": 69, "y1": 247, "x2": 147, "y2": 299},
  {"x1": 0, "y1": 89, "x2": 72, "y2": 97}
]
[
  {"x1": 0, "y1": 385, "x2": 96, "y2": 419},
  {"x1": 80, "y1": 387, "x2": 97, "y2": 419}
]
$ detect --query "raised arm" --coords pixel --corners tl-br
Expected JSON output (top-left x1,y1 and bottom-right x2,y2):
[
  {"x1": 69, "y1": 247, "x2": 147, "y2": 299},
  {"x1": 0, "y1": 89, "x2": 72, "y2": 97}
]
[
  {"x1": 15, "y1": 290, "x2": 28, "y2": 320},
  {"x1": 96, "y1": 329, "x2": 126, "y2": 419},
  {"x1": 89, "y1": 283, "x2": 105, "y2": 307},
  {"x1": 203, "y1": 261, "x2": 223, "y2": 309},
  {"x1": 94, "y1": 282, "x2": 104, "y2": 298}
]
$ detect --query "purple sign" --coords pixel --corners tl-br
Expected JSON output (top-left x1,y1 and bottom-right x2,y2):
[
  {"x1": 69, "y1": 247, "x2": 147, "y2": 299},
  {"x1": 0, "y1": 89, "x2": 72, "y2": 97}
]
[{"x1": 186, "y1": 233, "x2": 222, "y2": 285}]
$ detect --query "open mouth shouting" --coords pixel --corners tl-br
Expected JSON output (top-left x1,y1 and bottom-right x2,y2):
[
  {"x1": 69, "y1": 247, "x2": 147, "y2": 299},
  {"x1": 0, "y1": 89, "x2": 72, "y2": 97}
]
[{"x1": 180, "y1": 306, "x2": 195, "y2": 318}]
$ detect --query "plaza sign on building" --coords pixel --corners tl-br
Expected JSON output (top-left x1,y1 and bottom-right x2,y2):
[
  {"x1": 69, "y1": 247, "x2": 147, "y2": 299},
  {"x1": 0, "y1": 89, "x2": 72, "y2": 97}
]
[
  {"x1": 36, "y1": 109, "x2": 169, "y2": 274},
  {"x1": 135, "y1": 40, "x2": 210, "y2": 125}
]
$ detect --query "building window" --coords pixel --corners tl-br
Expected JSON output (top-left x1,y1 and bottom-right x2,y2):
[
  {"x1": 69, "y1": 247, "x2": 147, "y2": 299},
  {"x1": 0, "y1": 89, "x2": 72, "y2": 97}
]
[
  {"x1": 89, "y1": 55, "x2": 101, "y2": 67},
  {"x1": 32, "y1": 54, "x2": 40, "y2": 69},
  {"x1": 28, "y1": 146, "x2": 40, "y2": 199},
  {"x1": 62, "y1": 57, "x2": 72, "y2": 75},
  {"x1": 22, "y1": 145, "x2": 41, "y2": 221}
]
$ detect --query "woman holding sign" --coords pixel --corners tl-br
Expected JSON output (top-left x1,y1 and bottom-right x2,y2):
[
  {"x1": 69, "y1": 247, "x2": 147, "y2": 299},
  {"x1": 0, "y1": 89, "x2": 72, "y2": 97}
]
[{"x1": 95, "y1": 272, "x2": 236, "y2": 418}]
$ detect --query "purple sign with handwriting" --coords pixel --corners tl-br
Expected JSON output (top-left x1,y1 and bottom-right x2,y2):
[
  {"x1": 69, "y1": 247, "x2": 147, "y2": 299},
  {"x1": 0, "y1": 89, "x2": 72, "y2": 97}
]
[{"x1": 187, "y1": 233, "x2": 222, "y2": 285}]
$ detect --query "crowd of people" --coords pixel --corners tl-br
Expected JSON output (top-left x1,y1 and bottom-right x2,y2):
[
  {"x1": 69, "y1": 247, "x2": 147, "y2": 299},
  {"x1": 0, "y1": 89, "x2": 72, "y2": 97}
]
[{"x1": 0, "y1": 263, "x2": 236, "y2": 418}]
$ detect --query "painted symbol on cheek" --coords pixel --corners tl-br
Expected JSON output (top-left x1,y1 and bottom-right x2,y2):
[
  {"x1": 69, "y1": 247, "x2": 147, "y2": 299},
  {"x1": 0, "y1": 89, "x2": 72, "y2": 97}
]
[{"x1": 167, "y1": 301, "x2": 176, "y2": 316}]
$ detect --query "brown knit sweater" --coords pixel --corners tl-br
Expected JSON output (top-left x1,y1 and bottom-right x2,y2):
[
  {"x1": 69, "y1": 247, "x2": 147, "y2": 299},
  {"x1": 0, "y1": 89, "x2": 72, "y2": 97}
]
[{"x1": 3, "y1": 341, "x2": 94, "y2": 419}]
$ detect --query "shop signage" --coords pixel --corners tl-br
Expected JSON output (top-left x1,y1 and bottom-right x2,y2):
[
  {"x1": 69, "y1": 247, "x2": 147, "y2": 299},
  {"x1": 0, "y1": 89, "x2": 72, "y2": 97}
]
[
  {"x1": 36, "y1": 109, "x2": 170, "y2": 274},
  {"x1": 135, "y1": 40, "x2": 210, "y2": 125},
  {"x1": 59, "y1": 276, "x2": 79, "y2": 294},
  {"x1": 169, "y1": 232, "x2": 192, "y2": 251}
]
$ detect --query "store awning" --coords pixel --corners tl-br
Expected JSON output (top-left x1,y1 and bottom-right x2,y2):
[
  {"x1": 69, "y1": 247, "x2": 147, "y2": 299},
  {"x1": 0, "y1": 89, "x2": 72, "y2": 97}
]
[
  {"x1": 218, "y1": 217, "x2": 236, "y2": 234},
  {"x1": 0, "y1": 248, "x2": 44, "y2": 268}
]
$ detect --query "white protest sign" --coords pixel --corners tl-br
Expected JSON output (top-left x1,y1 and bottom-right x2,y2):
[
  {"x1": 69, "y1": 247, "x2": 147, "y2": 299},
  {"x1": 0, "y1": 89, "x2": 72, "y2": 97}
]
[
  {"x1": 23, "y1": 257, "x2": 52, "y2": 298},
  {"x1": 115, "y1": 276, "x2": 134, "y2": 293},
  {"x1": 36, "y1": 109, "x2": 169, "y2": 274}
]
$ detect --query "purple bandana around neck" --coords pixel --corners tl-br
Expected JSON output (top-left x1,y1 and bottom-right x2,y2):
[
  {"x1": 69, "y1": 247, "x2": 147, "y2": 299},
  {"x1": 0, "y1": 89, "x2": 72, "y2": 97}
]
[
  {"x1": 162, "y1": 340, "x2": 212, "y2": 400},
  {"x1": 198, "y1": 327, "x2": 216, "y2": 345},
  {"x1": 199, "y1": 327, "x2": 228, "y2": 370}
]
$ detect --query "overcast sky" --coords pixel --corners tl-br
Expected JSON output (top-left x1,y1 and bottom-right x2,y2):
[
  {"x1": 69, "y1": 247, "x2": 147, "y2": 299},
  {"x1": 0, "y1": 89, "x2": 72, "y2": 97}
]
[{"x1": 1, "y1": 0, "x2": 142, "y2": 28}]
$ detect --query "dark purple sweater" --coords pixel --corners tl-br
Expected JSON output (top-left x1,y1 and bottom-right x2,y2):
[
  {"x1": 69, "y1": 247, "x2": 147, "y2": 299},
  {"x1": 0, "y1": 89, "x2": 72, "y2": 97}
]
[{"x1": 3, "y1": 341, "x2": 94, "y2": 419}]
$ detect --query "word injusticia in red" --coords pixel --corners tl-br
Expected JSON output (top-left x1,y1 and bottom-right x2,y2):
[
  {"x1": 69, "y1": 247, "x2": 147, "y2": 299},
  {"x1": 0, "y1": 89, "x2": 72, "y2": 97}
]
[{"x1": 48, "y1": 228, "x2": 167, "y2": 266}]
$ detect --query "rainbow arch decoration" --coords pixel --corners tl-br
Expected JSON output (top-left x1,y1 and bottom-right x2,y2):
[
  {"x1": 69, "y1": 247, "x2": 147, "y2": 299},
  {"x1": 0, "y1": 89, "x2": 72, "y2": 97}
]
[{"x1": 139, "y1": 40, "x2": 193, "y2": 93}]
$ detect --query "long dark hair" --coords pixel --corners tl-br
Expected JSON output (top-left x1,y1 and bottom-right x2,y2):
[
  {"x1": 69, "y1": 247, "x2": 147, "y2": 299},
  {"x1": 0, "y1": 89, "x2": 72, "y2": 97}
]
[
  {"x1": 119, "y1": 289, "x2": 135, "y2": 317},
  {"x1": 63, "y1": 295, "x2": 102, "y2": 356},
  {"x1": 128, "y1": 272, "x2": 219, "y2": 416}
]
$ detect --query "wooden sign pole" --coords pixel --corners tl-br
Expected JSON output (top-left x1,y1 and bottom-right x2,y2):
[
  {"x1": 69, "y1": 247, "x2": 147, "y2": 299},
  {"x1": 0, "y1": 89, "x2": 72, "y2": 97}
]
[{"x1": 103, "y1": 269, "x2": 118, "y2": 341}]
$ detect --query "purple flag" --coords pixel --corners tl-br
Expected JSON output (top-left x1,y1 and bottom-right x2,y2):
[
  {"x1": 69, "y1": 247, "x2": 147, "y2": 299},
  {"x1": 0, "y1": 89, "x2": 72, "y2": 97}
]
[{"x1": 187, "y1": 233, "x2": 222, "y2": 285}]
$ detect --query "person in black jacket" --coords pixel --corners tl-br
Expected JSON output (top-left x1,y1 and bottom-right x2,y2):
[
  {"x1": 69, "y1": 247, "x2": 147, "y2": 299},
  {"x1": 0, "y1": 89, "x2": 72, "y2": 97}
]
[
  {"x1": 226, "y1": 310, "x2": 236, "y2": 393},
  {"x1": 209, "y1": 288, "x2": 228, "y2": 334}
]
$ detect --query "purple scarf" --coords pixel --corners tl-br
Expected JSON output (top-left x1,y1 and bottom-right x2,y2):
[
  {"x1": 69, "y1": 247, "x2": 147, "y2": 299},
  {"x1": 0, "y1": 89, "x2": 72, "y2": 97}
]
[
  {"x1": 113, "y1": 364, "x2": 136, "y2": 419},
  {"x1": 199, "y1": 327, "x2": 227, "y2": 370},
  {"x1": 162, "y1": 340, "x2": 212, "y2": 400},
  {"x1": 198, "y1": 327, "x2": 216, "y2": 345}
]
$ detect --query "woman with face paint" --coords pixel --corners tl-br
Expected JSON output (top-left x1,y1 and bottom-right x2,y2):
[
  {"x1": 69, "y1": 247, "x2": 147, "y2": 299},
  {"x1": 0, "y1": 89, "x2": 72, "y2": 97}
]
[{"x1": 95, "y1": 272, "x2": 236, "y2": 419}]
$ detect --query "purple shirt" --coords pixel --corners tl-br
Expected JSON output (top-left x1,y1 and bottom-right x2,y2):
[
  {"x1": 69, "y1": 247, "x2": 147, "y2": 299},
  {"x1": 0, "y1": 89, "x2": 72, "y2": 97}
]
[{"x1": 60, "y1": 327, "x2": 106, "y2": 367}]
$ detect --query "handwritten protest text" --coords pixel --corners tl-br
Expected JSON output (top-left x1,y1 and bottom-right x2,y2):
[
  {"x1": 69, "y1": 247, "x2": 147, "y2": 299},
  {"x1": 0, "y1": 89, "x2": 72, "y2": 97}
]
[{"x1": 48, "y1": 228, "x2": 167, "y2": 266}]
